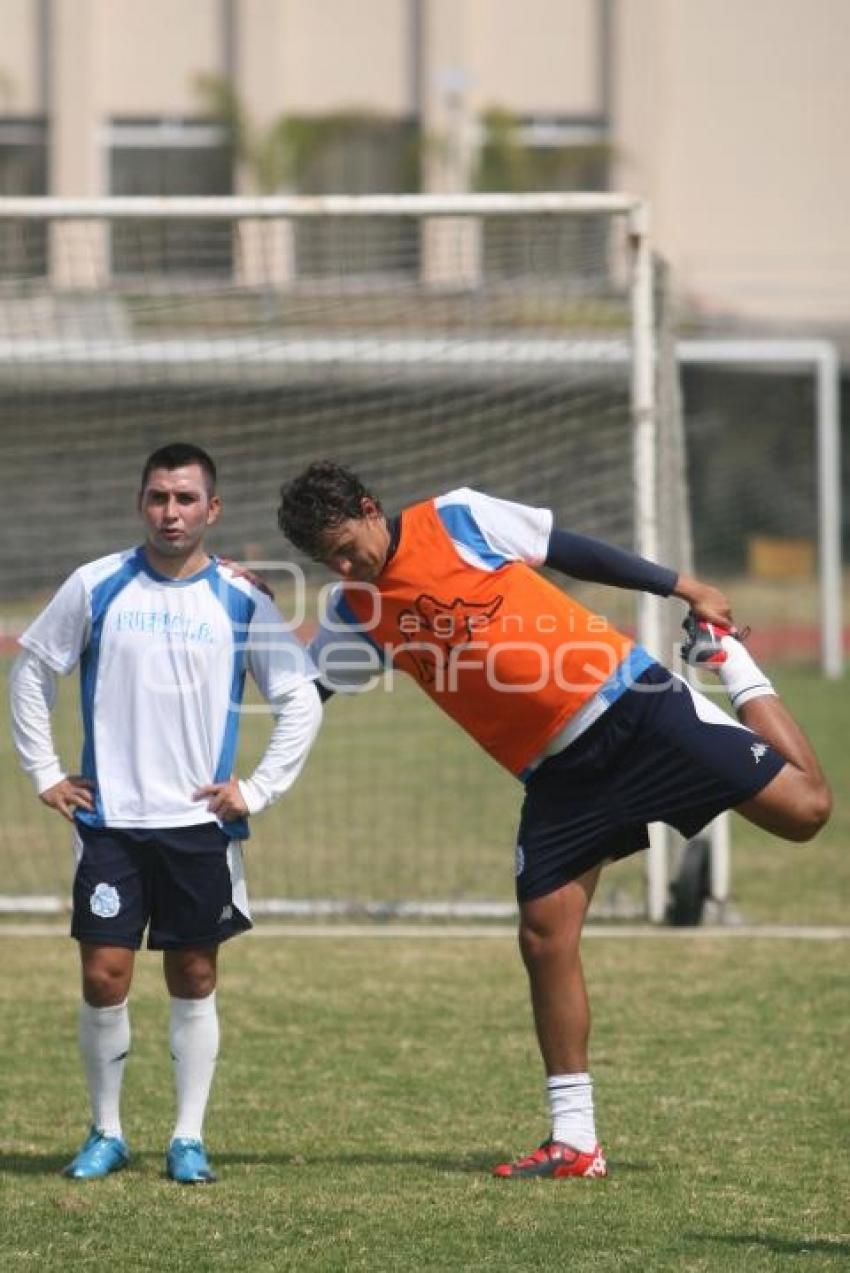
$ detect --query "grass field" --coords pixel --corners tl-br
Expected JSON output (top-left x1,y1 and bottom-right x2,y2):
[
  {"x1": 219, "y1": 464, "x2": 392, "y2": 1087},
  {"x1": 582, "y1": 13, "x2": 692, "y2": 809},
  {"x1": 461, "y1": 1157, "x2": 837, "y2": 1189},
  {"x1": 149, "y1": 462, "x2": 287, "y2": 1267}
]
[
  {"x1": 2, "y1": 605, "x2": 847, "y2": 1269},
  {"x1": 0, "y1": 933, "x2": 847, "y2": 1271}
]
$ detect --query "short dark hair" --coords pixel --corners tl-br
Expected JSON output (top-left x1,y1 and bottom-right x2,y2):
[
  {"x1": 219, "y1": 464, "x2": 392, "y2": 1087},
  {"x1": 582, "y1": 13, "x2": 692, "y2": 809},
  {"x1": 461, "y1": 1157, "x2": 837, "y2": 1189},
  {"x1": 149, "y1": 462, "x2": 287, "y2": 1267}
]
[
  {"x1": 140, "y1": 443, "x2": 217, "y2": 496},
  {"x1": 278, "y1": 461, "x2": 381, "y2": 558}
]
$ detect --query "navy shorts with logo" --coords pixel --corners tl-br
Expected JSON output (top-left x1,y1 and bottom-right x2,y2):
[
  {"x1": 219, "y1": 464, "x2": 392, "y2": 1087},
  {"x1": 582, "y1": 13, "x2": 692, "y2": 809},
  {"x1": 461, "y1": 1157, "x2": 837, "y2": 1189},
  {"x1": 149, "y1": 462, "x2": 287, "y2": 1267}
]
[
  {"x1": 71, "y1": 822, "x2": 253, "y2": 950},
  {"x1": 515, "y1": 662, "x2": 786, "y2": 903}
]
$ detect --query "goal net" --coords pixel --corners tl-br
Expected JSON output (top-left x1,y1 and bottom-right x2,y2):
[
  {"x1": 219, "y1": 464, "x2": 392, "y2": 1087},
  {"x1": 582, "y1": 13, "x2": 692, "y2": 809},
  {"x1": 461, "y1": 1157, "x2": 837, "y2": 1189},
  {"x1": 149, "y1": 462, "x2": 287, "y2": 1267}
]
[{"x1": 0, "y1": 194, "x2": 683, "y2": 918}]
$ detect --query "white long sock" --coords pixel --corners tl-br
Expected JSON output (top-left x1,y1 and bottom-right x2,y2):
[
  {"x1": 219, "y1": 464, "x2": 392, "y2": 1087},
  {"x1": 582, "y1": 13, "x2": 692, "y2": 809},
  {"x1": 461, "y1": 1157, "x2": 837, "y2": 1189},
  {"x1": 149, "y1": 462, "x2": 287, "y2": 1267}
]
[
  {"x1": 170, "y1": 992, "x2": 219, "y2": 1142},
  {"x1": 547, "y1": 1072, "x2": 598, "y2": 1152},
  {"x1": 79, "y1": 999, "x2": 130, "y2": 1140},
  {"x1": 718, "y1": 636, "x2": 777, "y2": 711}
]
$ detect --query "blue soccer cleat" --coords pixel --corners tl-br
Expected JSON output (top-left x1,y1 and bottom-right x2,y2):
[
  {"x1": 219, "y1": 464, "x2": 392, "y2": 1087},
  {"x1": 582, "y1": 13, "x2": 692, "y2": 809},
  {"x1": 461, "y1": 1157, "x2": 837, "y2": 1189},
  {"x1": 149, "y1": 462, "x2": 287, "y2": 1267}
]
[
  {"x1": 62, "y1": 1127, "x2": 130, "y2": 1180},
  {"x1": 165, "y1": 1138, "x2": 217, "y2": 1184}
]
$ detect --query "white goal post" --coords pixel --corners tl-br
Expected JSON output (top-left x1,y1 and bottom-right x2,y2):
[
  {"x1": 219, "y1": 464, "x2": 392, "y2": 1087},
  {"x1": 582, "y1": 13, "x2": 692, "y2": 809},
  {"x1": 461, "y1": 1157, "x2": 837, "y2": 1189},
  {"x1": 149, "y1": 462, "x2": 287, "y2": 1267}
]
[
  {"x1": 678, "y1": 339, "x2": 843, "y2": 682},
  {"x1": 0, "y1": 191, "x2": 681, "y2": 920}
]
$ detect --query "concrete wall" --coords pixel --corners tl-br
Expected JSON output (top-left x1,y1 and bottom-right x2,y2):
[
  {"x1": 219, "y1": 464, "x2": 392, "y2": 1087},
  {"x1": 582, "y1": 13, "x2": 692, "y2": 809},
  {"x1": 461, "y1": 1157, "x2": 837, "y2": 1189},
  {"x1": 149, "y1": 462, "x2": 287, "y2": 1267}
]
[
  {"x1": 614, "y1": 0, "x2": 850, "y2": 325},
  {"x1": 467, "y1": 0, "x2": 599, "y2": 116},
  {"x1": 0, "y1": 0, "x2": 848, "y2": 330},
  {"x1": 276, "y1": 0, "x2": 412, "y2": 114},
  {"x1": 101, "y1": 0, "x2": 224, "y2": 116},
  {"x1": 1, "y1": 0, "x2": 40, "y2": 112}
]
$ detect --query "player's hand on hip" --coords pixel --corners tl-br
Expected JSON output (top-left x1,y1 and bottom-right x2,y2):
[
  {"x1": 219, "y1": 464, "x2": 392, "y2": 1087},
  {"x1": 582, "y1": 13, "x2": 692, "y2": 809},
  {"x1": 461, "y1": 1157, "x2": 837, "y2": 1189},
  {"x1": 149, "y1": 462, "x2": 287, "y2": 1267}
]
[
  {"x1": 671, "y1": 574, "x2": 736, "y2": 629},
  {"x1": 39, "y1": 776, "x2": 95, "y2": 822},
  {"x1": 193, "y1": 777, "x2": 249, "y2": 821}
]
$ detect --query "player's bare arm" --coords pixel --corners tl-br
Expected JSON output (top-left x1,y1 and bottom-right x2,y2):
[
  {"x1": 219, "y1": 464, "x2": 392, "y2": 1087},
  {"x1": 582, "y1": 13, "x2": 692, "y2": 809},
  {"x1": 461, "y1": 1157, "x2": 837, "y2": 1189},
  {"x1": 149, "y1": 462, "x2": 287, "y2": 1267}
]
[{"x1": 671, "y1": 573, "x2": 735, "y2": 628}]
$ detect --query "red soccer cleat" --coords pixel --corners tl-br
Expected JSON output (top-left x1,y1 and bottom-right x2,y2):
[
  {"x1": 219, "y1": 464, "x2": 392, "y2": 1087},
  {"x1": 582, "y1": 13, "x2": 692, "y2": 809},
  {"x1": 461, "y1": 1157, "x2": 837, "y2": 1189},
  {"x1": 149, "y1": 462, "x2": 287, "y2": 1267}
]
[
  {"x1": 492, "y1": 1139, "x2": 607, "y2": 1179},
  {"x1": 680, "y1": 612, "x2": 750, "y2": 667}
]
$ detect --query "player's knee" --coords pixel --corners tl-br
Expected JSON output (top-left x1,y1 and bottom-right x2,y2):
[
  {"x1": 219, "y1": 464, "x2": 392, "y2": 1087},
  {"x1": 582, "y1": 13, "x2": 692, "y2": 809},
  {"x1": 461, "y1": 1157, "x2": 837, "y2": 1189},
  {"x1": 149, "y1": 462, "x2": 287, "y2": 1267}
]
[
  {"x1": 180, "y1": 970, "x2": 216, "y2": 998},
  {"x1": 165, "y1": 950, "x2": 217, "y2": 998},
  {"x1": 777, "y1": 778, "x2": 832, "y2": 842},
  {"x1": 518, "y1": 914, "x2": 578, "y2": 969},
  {"x1": 82, "y1": 960, "x2": 131, "y2": 1006},
  {"x1": 795, "y1": 782, "x2": 832, "y2": 841},
  {"x1": 169, "y1": 971, "x2": 216, "y2": 998},
  {"x1": 518, "y1": 921, "x2": 544, "y2": 968}
]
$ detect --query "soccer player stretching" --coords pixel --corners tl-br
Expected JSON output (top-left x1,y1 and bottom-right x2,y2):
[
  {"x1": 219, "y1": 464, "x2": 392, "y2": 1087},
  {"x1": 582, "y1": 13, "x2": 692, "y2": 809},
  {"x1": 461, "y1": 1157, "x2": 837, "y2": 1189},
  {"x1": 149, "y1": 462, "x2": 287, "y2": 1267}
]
[
  {"x1": 278, "y1": 462, "x2": 830, "y2": 1179},
  {"x1": 11, "y1": 444, "x2": 321, "y2": 1183}
]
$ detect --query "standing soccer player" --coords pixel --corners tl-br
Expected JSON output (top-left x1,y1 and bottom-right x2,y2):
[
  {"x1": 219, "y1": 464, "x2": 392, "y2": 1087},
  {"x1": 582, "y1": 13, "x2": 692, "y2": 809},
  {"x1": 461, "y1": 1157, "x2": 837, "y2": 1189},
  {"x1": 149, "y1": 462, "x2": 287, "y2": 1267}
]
[
  {"x1": 277, "y1": 461, "x2": 830, "y2": 1179},
  {"x1": 10, "y1": 443, "x2": 322, "y2": 1183}
]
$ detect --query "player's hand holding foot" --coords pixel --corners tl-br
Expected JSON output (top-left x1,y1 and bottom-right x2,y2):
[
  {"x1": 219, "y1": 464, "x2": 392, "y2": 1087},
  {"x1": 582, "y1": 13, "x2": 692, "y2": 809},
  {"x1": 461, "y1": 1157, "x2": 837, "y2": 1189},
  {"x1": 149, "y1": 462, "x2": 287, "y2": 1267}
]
[
  {"x1": 192, "y1": 776, "x2": 249, "y2": 821},
  {"x1": 671, "y1": 572, "x2": 735, "y2": 630},
  {"x1": 40, "y1": 775, "x2": 95, "y2": 822}
]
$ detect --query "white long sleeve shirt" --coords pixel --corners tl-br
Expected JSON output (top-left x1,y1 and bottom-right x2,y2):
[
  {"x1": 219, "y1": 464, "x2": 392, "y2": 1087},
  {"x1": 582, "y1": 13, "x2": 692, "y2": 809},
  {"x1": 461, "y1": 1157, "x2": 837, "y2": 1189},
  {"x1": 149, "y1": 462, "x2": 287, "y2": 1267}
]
[{"x1": 9, "y1": 548, "x2": 322, "y2": 836}]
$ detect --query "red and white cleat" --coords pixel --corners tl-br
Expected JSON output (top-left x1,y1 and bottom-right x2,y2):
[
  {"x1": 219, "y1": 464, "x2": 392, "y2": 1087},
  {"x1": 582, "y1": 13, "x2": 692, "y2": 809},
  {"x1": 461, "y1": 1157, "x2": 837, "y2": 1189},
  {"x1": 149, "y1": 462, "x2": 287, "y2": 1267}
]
[
  {"x1": 492, "y1": 1139, "x2": 607, "y2": 1179},
  {"x1": 680, "y1": 611, "x2": 750, "y2": 667}
]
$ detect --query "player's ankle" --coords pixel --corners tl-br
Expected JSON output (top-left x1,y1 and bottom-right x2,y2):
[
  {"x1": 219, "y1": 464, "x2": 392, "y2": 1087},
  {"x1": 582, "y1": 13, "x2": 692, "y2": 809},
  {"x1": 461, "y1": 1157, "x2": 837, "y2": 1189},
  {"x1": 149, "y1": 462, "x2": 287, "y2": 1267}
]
[{"x1": 717, "y1": 636, "x2": 775, "y2": 710}]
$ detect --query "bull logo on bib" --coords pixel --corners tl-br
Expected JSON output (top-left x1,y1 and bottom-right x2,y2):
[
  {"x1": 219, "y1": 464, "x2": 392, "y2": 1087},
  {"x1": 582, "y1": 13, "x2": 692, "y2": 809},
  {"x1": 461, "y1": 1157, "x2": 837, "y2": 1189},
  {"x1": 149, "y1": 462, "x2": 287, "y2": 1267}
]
[{"x1": 396, "y1": 593, "x2": 503, "y2": 684}]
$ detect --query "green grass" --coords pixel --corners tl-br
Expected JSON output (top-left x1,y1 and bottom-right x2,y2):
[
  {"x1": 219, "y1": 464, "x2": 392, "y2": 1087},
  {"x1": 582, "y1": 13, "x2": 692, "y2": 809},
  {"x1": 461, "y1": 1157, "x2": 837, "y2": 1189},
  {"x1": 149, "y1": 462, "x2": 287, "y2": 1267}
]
[{"x1": 0, "y1": 934, "x2": 847, "y2": 1271}]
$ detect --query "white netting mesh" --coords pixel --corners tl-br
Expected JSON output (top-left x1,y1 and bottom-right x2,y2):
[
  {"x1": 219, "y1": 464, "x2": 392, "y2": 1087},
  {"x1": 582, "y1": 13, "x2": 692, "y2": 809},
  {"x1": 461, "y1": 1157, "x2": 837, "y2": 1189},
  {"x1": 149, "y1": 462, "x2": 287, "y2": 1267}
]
[{"x1": 0, "y1": 199, "x2": 672, "y2": 913}]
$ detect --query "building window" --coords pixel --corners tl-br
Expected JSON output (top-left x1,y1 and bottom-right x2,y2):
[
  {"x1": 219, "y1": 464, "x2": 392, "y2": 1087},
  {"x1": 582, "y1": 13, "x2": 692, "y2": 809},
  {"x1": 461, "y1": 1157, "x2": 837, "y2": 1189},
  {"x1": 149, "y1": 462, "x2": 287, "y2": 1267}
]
[
  {"x1": 476, "y1": 114, "x2": 610, "y2": 284},
  {"x1": 108, "y1": 119, "x2": 233, "y2": 277},
  {"x1": 0, "y1": 119, "x2": 48, "y2": 278},
  {"x1": 290, "y1": 115, "x2": 421, "y2": 279}
]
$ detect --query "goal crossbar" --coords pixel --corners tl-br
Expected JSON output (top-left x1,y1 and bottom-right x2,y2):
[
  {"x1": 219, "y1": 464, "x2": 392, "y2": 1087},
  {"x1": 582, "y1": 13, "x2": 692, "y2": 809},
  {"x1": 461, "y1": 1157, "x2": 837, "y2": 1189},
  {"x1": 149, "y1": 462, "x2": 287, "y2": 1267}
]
[{"x1": 0, "y1": 193, "x2": 645, "y2": 221}]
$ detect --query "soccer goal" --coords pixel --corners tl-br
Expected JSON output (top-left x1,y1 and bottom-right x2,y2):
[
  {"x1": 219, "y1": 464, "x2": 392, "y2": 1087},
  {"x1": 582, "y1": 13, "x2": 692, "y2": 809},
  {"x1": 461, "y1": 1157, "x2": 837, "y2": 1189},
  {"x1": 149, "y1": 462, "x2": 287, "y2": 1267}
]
[{"x1": 0, "y1": 192, "x2": 685, "y2": 921}]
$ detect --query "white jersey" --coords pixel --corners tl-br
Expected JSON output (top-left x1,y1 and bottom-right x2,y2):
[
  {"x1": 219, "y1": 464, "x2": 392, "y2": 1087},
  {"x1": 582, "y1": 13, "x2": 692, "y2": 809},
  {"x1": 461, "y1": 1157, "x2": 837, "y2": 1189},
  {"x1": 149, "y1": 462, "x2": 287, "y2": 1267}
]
[
  {"x1": 18, "y1": 548, "x2": 318, "y2": 832},
  {"x1": 432, "y1": 487, "x2": 552, "y2": 568}
]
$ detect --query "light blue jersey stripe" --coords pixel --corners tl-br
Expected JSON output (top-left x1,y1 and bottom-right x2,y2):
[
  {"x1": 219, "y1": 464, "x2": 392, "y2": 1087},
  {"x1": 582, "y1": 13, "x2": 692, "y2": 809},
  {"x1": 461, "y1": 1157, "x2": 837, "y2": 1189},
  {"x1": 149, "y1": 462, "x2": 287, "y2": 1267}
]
[
  {"x1": 518, "y1": 646, "x2": 658, "y2": 783},
  {"x1": 77, "y1": 553, "x2": 144, "y2": 827},
  {"x1": 334, "y1": 591, "x2": 387, "y2": 662},
  {"x1": 205, "y1": 570, "x2": 257, "y2": 840},
  {"x1": 598, "y1": 645, "x2": 657, "y2": 706},
  {"x1": 436, "y1": 503, "x2": 507, "y2": 571}
]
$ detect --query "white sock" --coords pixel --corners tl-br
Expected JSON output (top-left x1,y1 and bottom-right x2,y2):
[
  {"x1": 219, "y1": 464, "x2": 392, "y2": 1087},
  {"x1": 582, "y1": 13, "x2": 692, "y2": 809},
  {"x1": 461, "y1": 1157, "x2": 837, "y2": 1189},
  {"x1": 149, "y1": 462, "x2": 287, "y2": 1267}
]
[
  {"x1": 547, "y1": 1072, "x2": 598, "y2": 1152},
  {"x1": 717, "y1": 635, "x2": 777, "y2": 711},
  {"x1": 79, "y1": 999, "x2": 130, "y2": 1140},
  {"x1": 170, "y1": 992, "x2": 219, "y2": 1143}
]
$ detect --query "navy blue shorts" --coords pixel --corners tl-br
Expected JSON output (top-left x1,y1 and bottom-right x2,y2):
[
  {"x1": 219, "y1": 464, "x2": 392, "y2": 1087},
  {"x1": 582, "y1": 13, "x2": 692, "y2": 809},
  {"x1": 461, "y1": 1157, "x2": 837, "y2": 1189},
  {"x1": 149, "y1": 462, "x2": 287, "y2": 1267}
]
[
  {"x1": 71, "y1": 822, "x2": 253, "y2": 950},
  {"x1": 515, "y1": 663, "x2": 786, "y2": 903}
]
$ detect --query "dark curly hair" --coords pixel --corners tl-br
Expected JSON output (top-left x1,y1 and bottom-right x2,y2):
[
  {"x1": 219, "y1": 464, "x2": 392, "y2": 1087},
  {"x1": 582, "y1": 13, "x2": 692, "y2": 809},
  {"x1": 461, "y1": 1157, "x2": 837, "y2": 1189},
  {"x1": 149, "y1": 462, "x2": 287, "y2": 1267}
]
[{"x1": 278, "y1": 461, "x2": 382, "y2": 558}]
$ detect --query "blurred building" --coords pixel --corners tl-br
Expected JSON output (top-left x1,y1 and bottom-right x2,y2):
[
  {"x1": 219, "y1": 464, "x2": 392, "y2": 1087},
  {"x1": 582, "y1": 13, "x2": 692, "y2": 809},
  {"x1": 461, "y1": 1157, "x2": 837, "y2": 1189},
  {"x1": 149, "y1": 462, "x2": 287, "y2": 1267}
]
[{"x1": 1, "y1": 0, "x2": 849, "y2": 338}]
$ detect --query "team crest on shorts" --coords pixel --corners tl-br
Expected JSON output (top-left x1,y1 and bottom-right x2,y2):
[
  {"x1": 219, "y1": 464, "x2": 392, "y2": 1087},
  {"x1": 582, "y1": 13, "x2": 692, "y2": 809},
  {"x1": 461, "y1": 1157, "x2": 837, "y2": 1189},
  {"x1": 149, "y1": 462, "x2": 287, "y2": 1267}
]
[
  {"x1": 515, "y1": 844, "x2": 525, "y2": 877},
  {"x1": 90, "y1": 882, "x2": 121, "y2": 919}
]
